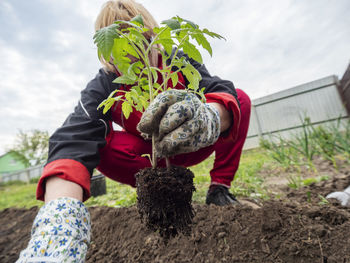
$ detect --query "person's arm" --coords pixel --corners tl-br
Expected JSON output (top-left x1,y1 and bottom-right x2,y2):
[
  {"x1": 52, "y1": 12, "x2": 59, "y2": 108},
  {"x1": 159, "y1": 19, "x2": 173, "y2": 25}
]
[
  {"x1": 17, "y1": 71, "x2": 117, "y2": 262},
  {"x1": 37, "y1": 69, "x2": 120, "y2": 202},
  {"x1": 45, "y1": 176, "x2": 83, "y2": 202},
  {"x1": 208, "y1": 102, "x2": 232, "y2": 133}
]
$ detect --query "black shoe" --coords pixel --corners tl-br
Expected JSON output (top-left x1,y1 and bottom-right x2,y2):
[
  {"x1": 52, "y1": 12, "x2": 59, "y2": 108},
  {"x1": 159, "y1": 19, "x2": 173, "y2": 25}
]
[{"x1": 206, "y1": 185, "x2": 239, "y2": 206}]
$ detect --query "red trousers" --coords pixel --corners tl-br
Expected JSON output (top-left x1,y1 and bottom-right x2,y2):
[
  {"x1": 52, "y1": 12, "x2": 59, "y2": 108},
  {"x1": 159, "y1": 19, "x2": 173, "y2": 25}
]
[{"x1": 97, "y1": 89, "x2": 251, "y2": 188}]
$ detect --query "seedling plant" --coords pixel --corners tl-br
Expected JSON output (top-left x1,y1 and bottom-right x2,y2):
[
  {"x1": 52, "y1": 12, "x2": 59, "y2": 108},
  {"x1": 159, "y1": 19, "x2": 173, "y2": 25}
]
[{"x1": 93, "y1": 15, "x2": 224, "y2": 237}]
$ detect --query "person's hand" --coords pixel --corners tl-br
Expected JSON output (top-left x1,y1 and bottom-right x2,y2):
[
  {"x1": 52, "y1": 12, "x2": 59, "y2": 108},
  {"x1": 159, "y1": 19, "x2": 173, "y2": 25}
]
[
  {"x1": 326, "y1": 185, "x2": 350, "y2": 207},
  {"x1": 137, "y1": 89, "x2": 221, "y2": 158}
]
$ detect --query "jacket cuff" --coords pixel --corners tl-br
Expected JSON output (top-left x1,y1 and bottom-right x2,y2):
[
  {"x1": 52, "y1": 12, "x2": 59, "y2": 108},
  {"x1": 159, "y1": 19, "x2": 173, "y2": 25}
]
[
  {"x1": 205, "y1": 92, "x2": 241, "y2": 142},
  {"x1": 36, "y1": 159, "x2": 91, "y2": 202}
]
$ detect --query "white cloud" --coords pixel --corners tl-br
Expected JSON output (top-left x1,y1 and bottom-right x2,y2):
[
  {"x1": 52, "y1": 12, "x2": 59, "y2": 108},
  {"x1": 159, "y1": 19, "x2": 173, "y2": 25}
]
[
  {"x1": 0, "y1": 0, "x2": 349, "y2": 155},
  {"x1": 0, "y1": 40, "x2": 99, "y2": 154}
]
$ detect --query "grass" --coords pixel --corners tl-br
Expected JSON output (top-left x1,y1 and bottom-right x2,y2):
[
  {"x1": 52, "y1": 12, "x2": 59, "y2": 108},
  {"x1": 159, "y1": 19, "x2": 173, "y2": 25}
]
[
  {"x1": 85, "y1": 180, "x2": 137, "y2": 207},
  {"x1": 0, "y1": 148, "x2": 274, "y2": 210},
  {"x1": 0, "y1": 183, "x2": 42, "y2": 209},
  {"x1": 260, "y1": 117, "x2": 350, "y2": 172},
  {"x1": 230, "y1": 149, "x2": 271, "y2": 199}
]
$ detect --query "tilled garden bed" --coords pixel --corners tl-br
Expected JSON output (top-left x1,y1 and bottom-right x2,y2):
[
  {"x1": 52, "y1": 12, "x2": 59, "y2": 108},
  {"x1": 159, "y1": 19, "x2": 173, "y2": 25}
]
[{"x1": 1, "y1": 165, "x2": 350, "y2": 263}]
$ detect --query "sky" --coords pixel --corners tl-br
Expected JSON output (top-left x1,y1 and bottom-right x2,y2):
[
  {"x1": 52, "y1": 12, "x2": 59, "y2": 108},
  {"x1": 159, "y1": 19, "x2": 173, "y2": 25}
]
[{"x1": 0, "y1": 0, "x2": 349, "y2": 155}]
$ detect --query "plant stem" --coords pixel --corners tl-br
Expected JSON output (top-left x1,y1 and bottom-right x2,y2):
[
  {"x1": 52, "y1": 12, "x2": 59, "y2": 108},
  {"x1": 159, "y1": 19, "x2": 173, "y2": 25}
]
[
  {"x1": 165, "y1": 157, "x2": 171, "y2": 170},
  {"x1": 152, "y1": 134, "x2": 156, "y2": 169},
  {"x1": 118, "y1": 31, "x2": 147, "y2": 63},
  {"x1": 145, "y1": 63, "x2": 158, "y2": 169}
]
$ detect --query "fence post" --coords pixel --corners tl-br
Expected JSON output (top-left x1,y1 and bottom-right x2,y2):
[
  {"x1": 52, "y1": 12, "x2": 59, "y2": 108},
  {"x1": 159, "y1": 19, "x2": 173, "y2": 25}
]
[
  {"x1": 252, "y1": 104, "x2": 263, "y2": 140},
  {"x1": 338, "y1": 63, "x2": 350, "y2": 116},
  {"x1": 26, "y1": 170, "x2": 30, "y2": 184}
]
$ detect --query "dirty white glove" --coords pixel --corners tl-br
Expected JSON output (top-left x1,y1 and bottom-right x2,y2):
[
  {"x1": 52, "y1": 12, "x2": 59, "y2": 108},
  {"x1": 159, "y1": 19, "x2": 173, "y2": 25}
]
[
  {"x1": 137, "y1": 89, "x2": 221, "y2": 158},
  {"x1": 326, "y1": 185, "x2": 350, "y2": 207},
  {"x1": 17, "y1": 197, "x2": 90, "y2": 263}
]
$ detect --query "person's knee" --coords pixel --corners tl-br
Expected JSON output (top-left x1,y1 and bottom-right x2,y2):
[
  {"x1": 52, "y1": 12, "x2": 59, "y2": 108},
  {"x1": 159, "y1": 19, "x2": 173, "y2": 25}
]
[
  {"x1": 235, "y1": 89, "x2": 252, "y2": 128},
  {"x1": 44, "y1": 176, "x2": 83, "y2": 203},
  {"x1": 236, "y1": 89, "x2": 251, "y2": 112}
]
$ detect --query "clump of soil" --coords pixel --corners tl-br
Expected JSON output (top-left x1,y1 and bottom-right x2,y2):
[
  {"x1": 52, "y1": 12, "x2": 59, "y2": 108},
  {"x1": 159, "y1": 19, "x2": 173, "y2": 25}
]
[{"x1": 135, "y1": 165, "x2": 195, "y2": 238}]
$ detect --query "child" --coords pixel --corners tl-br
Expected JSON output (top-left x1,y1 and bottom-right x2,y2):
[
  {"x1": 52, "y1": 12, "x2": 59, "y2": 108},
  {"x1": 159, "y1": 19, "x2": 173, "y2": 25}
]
[{"x1": 17, "y1": 0, "x2": 251, "y2": 261}]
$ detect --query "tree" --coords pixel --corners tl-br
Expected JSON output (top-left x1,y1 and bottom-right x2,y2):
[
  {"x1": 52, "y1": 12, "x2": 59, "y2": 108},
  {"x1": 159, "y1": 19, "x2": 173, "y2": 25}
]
[{"x1": 8, "y1": 129, "x2": 49, "y2": 167}]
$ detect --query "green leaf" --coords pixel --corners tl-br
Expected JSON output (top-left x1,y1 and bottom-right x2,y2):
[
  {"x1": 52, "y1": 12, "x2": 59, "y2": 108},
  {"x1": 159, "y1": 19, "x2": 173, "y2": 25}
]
[
  {"x1": 113, "y1": 95, "x2": 123, "y2": 102},
  {"x1": 150, "y1": 67, "x2": 158, "y2": 83},
  {"x1": 141, "y1": 27, "x2": 149, "y2": 33},
  {"x1": 187, "y1": 62, "x2": 201, "y2": 79},
  {"x1": 182, "y1": 18, "x2": 198, "y2": 29},
  {"x1": 182, "y1": 41, "x2": 202, "y2": 63},
  {"x1": 93, "y1": 24, "x2": 119, "y2": 61},
  {"x1": 97, "y1": 99, "x2": 107, "y2": 110},
  {"x1": 131, "y1": 88, "x2": 140, "y2": 99},
  {"x1": 139, "y1": 77, "x2": 149, "y2": 86},
  {"x1": 101, "y1": 99, "x2": 115, "y2": 114},
  {"x1": 128, "y1": 61, "x2": 143, "y2": 76},
  {"x1": 175, "y1": 29, "x2": 188, "y2": 42},
  {"x1": 97, "y1": 49, "x2": 102, "y2": 61},
  {"x1": 113, "y1": 36, "x2": 141, "y2": 61},
  {"x1": 125, "y1": 43, "x2": 140, "y2": 59},
  {"x1": 161, "y1": 19, "x2": 181, "y2": 30},
  {"x1": 193, "y1": 33, "x2": 212, "y2": 56},
  {"x1": 174, "y1": 16, "x2": 183, "y2": 23},
  {"x1": 133, "y1": 85, "x2": 142, "y2": 95},
  {"x1": 135, "y1": 103, "x2": 143, "y2": 112},
  {"x1": 203, "y1": 28, "x2": 225, "y2": 40},
  {"x1": 107, "y1": 89, "x2": 120, "y2": 99},
  {"x1": 142, "y1": 91, "x2": 150, "y2": 100},
  {"x1": 122, "y1": 101, "x2": 133, "y2": 119},
  {"x1": 114, "y1": 20, "x2": 142, "y2": 30},
  {"x1": 125, "y1": 92, "x2": 132, "y2": 102},
  {"x1": 128, "y1": 27, "x2": 148, "y2": 44},
  {"x1": 199, "y1": 87, "x2": 207, "y2": 103},
  {"x1": 155, "y1": 27, "x2": 171, "y2": 39},
  {"x1": 152, "y1": 27, "x2": 161, "y2": 34},
  {"x1": 154, "y1": 38, "x2": 174, "y2": 56},
  {"x1": 139, "y1": 96, "x2": 149, "y2": 110},
  {"x1": 130, "y1": 14, "x2": 144, "y2": 26},
  {"x1": 170, "y1": 72, "x2": 178, "y2": 87},
  {"x1": 141, "y1": 84, "x2": 149, "y2": 91},
  {"x1": 181, "y1": 63, "x2": 201, "y2": 90},
  {"x1": 112, "y1": 74, "x2": 136, "y2": 85},
  {"x1": 112, "y1": 38, "x2": 131, "y2": 73}
]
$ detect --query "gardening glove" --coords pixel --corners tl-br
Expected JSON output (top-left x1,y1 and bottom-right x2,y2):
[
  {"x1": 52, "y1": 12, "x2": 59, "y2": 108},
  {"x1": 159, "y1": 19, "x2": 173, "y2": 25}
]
[
  {"x1": 326, "y1": 185, "x2": 350, "y2": 207},
  {"x1": 16, "y1": 197, "x2": 90, "y2": 263},
  {"x1": 137, "y1": 89, "x2": 221, "y2": 158}
]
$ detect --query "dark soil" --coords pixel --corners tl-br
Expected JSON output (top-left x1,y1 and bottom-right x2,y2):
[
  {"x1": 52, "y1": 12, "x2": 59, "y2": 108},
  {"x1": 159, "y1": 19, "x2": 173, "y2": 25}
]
[
  {"x1": 135, "y1": 166, "x2": 195, "y2": 238},
  {"x1": 1, "y1": 160, "x2": 350, "y2": 263}
]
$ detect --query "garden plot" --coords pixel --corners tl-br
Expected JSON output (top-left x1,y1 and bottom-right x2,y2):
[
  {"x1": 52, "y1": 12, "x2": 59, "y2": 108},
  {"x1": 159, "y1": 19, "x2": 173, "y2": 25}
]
[{"x1": 1, "y1": 158, "x2": 349, "y2": 263}]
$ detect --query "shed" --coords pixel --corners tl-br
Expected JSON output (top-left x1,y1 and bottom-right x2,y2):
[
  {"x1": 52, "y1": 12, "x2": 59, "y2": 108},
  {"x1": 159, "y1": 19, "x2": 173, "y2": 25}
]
[{"x1": 0, "y1": 152, "x2": 27, "y2": 175}]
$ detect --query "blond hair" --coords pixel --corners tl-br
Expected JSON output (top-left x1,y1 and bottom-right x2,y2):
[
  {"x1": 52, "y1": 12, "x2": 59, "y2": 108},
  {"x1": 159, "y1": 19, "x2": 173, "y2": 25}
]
[{"x1": 95, "y1": 0, "x2": 159, "y2": 72}]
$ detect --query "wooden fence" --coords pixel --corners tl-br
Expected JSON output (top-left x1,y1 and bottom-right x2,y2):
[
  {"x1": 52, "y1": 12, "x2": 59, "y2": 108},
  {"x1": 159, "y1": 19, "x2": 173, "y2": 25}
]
[{"x1": 1, "y1": 164, "x2": 43, "y2": 183}]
